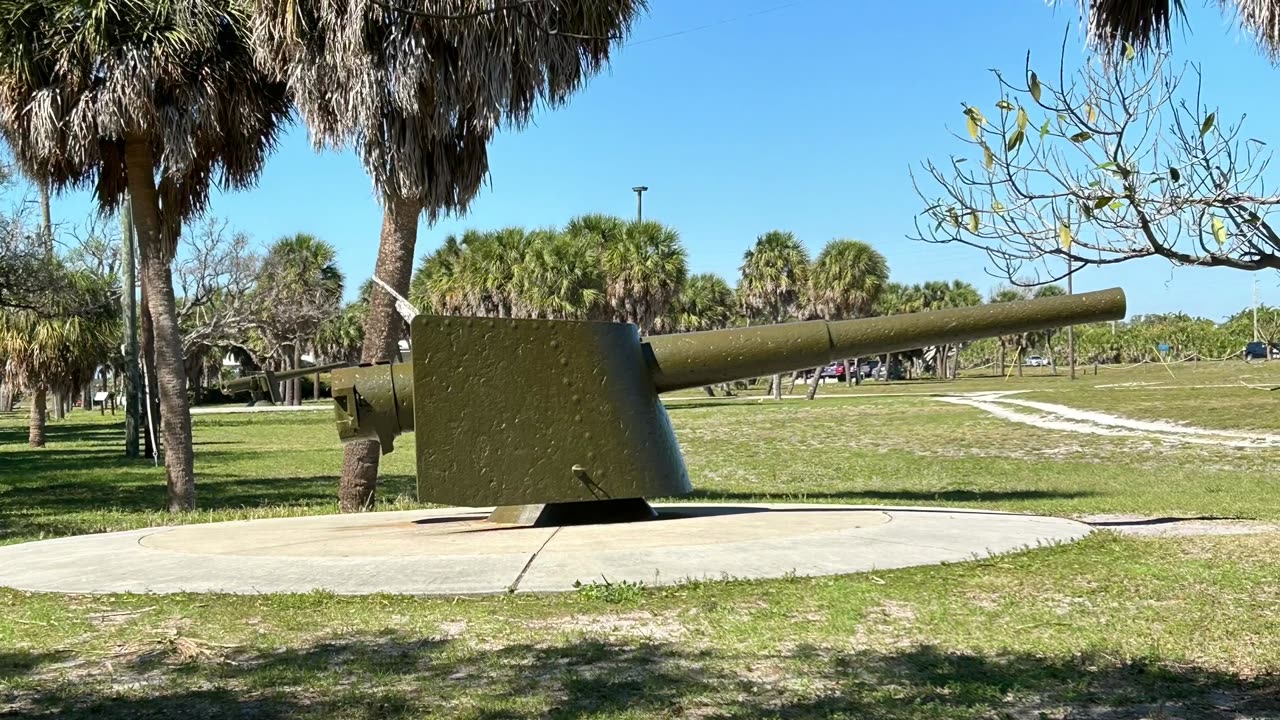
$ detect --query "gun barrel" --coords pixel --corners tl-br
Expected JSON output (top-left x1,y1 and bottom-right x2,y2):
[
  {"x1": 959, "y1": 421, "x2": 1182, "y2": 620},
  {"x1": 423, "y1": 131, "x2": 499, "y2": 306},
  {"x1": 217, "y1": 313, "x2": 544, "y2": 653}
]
[
  {"x1": 644, "y1": 287, "x2": 1126, "y2": 393},
  {"x1": 223, "y1": 361, "x2": 350, "y2": 394}
]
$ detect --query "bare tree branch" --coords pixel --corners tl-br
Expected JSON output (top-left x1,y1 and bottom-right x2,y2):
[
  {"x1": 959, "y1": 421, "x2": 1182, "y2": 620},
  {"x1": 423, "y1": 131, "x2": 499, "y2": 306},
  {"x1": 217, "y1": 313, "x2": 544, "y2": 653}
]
[{"x1": 913, "y1": 46, "x2": 1280, "y2": 282}]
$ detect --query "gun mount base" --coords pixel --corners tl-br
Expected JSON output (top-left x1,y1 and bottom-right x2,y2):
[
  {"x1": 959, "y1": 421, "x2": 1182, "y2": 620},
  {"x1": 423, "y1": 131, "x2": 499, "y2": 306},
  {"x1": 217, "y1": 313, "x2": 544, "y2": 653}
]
[{"x1": 488, "y1": 497, "x2": 658, "y2": 527}]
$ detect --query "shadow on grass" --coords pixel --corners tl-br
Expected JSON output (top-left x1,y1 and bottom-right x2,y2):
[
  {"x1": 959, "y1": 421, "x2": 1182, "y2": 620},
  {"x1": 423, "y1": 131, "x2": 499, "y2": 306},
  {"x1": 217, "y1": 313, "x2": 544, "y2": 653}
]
[
  {"x1": 5, "y1": 635, "x2": 1277, "y2": 719},
  {"x1": 685, "y1": 488, "x2": 1095, "y2": 504}
]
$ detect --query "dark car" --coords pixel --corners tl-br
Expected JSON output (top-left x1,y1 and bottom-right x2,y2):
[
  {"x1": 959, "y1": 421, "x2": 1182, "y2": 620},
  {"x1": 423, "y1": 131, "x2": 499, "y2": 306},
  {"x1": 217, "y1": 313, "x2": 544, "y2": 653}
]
[{"x1": 1244, "y1": 341, "x2": 1279, "y2": 360}]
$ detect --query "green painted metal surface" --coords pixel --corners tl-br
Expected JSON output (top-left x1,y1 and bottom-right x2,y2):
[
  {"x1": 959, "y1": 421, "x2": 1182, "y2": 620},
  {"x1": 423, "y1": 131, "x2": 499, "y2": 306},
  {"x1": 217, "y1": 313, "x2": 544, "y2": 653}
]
[
  {"x1": 645, "y1": 288, "x2": 1126, "y2": 392},
  {"x1": 326, "y1": 287, "x2": 1127, "y2": 508},
  {"x1": 410, "y1": 316, "x2": 689, "y2": 506},
  {"x1": 331, "y1": 361, "x2": 414, "y2": 452},
  {"x1": 224, "y1": 361, "x2": 349, "y2": 404}
]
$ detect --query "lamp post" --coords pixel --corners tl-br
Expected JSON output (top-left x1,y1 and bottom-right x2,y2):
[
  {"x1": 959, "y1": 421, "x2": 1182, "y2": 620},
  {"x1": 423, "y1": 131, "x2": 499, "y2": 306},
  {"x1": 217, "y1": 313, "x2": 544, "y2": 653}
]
[{"x1": 632, "y1": 185, "x2": 648, "y2": 223}]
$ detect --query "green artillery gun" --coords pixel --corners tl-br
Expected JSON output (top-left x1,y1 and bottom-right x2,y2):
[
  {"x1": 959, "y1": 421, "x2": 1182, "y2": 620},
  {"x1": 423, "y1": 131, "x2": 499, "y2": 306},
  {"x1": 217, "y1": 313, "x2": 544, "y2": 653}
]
[
  {"x1": 322, "y1": 287, "x2": 1125, "y2": 525},
  {"x1": 224, "y1": 361, "x2": 349, "y2": 406}
]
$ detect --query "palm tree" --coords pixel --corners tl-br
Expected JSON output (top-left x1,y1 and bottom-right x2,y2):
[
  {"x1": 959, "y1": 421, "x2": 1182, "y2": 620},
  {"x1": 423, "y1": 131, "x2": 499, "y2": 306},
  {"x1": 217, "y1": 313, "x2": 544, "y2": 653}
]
[
  {"x1": 599, "y1": 220, "x2": 688, "y2": 334},
  {"x1": 513, "y1": 231, "x2": 604, "y2": 320},
  {"x1": 256, "y1": 234, "x2": 344, "y2": 405},
  {"x1": 1032, "y1": 284, "x2": 1067, "y2": 375},
  {"x1": 566, "y1": 214, "x2": 630, "y2": 248},
  {"x1": 990, "y1": 287, "x2": 1031, "y2": 376},
  {"x1": 0, "y1": 0, "x2": 291, "y2": 510},
  {"x1": 0, "y1": 265, "x2": 118, "y2": 447},
  {"x1": 1080, "y1": 0, "x2": 1280, "y2": 59},
  {"x1": 411, "y1": 237, "x2": 468, "y2": 316},
  {"x1": 739, "y1": 231, "x2": 811, "y2": 399},
  {"x1": 668, "y1": 273, "x2": 736, "y2": 396},
  {"x1": 252, "y1": 1, "x2": 643, "y2": 512},
  {"x1": 670, "y1": 273, "x2": 736, "y2": 333},
  {"x1": 940, "y1": 280, "x2": 983, "y2": 379},
  {"x1": 804, "y1": 239, "x2": 889, "y2": 399},
  {"x1": 316, "y1": 281, "x2": 372, "y2": 367}
]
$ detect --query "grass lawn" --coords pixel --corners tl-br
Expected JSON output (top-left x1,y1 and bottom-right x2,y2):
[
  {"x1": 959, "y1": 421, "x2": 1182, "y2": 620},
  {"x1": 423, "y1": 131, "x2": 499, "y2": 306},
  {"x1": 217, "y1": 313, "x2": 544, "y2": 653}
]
[{"x1": 2, "y1": 360, "x2": 1279, "y2": 718}]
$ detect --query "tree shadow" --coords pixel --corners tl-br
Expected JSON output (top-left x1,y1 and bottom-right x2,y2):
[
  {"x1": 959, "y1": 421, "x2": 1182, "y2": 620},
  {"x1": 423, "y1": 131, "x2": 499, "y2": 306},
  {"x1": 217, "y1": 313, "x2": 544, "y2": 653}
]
[
  {"x1": 4, "y1": 636, "x2": 1277, "y2": 719},
  {"x1": 685, "y1": 488, "x2": 1095, "y2": 504}
]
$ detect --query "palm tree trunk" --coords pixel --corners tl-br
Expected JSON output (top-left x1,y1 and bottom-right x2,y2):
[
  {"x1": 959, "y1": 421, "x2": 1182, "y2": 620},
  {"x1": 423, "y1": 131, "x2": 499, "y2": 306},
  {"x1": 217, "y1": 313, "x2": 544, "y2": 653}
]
[
  {"x1": 292, "y1": 342, "x2": 302, "y2": 406},
  {"x1": 805, "y1": 367, "x2": 822, "y2": 400},
  {"x1": 339, "y1": 194, "x2": 420, "y2": 513},
  {"x1": 125, "y1": 139, "x2": 195, "y2": 512},
  {"x1": 0, "y1": 375, "x2": 12, "y2": 412},
  {"x1": 28, "y1": 386, "x2": 47, "y2": 447}
]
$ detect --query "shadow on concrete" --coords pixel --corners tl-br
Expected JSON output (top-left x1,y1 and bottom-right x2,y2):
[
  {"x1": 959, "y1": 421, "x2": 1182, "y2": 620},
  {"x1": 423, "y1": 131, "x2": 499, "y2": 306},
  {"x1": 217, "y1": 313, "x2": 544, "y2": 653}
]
[{"x1": 4, "y1": 635, "x2": 1276, "y2": 719}]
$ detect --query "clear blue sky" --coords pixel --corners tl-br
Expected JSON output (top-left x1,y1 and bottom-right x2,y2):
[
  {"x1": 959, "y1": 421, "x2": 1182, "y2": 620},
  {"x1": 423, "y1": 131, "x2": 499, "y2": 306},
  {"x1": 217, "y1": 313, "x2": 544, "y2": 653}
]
[{"x1": 40, "y1": 0, "x2": 1280, "y2": 320}]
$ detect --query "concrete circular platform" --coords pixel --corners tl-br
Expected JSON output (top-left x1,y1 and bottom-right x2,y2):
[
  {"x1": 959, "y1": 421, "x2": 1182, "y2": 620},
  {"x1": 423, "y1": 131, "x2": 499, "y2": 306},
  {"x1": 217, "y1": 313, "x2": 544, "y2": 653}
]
[{"x1": 0, "y1": 504, "x2": 1091, "y2": 595}]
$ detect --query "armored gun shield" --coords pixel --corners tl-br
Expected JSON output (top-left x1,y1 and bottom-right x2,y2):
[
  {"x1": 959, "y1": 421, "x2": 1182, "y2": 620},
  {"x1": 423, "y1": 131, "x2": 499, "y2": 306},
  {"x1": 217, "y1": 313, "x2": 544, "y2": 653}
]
[
  {"x1": 410, "y1": 316, "x2": 689, "y2": 507},
  {"x1": 331, "y1": 287, "x2": 1128, "y2": 510}
]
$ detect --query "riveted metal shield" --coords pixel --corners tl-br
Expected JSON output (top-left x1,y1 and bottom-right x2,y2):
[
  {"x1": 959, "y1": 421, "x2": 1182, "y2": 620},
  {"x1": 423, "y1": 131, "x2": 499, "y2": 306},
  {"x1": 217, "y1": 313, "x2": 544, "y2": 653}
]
[{"x1": 411, "y1": 316, "x2": 691, "y2": 506}]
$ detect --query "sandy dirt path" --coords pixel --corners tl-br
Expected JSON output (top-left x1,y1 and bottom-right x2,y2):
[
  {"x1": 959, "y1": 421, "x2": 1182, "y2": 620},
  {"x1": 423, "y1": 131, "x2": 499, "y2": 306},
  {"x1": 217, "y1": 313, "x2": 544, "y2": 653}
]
[{"x1": 937, "y1": 391, "x2": 1280, "y2": 448}]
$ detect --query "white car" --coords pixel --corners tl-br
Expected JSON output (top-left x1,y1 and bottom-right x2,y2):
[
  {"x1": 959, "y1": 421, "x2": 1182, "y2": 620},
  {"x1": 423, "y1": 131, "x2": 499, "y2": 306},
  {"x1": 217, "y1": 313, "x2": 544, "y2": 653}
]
[{"x1": 1024, "y1": 355, "x2": 1049, "y2": 367}]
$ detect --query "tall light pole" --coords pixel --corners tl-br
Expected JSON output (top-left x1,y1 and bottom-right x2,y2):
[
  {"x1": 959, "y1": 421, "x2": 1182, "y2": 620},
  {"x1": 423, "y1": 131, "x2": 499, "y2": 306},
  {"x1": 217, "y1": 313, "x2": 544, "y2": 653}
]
[{"x1": 632, "y1": 185, "x2": 648, "y2": 223}]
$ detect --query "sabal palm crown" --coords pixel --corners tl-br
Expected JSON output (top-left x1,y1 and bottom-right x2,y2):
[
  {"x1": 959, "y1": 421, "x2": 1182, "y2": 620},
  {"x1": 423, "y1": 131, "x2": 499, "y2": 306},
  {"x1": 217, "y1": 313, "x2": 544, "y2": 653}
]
[
  {"x1": 739, "y1": 230, "x2": 810, "y2": 323},
  {"x1": 599, "y1": 220, "x2": 688, "y2": 334},
  {"x1": 260, "y1": 234, "x2": 344, "y2": 312},
  {"x1": 670, "y1": 273, "x2": 735, "y2": 333},
  {"x1": 257, "y1": 233, "x2": 344, "y2": 348},
  {"x1": 252, "y1": 0, "x2": 645, "y2": 216},
  {"x1": 1082, "y1": 0, "x2": 1280, "y2": 59},
  {"x1": 0, "y1": 0, "x2": 289, "y2": 258},
  {"x1": 513, "y1": 231, "x2": 604, "y2": 320},
  {"x1": 808, "y1": 239, "x2": 889, "y2": 320},
  {"x1": 0, "y1": 267, "x2": 118, "y2": 387}
]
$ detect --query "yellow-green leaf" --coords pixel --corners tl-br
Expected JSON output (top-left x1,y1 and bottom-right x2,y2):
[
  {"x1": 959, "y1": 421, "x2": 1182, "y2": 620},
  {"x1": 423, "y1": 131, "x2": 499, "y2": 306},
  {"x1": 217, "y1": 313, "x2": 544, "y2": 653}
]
[
  {"x1": 1124, "y1": 41, "x2": 1136, "y2": 61},
  {"x1": 948, "y1": 207, "x2": 960, "y2": 228},
  {"x1": 1016, "y1": 106, "x2": 1029, "y2": 132},
  {"x1": 1058, "y1": 223, "x2": 1072, "y2": 250},
  {"x1": 967, "y1": 116, "x2": 980, "y2": 140},
  {"x1": 1086, "y1": 104, "x2": 1097, "y2": 124},
  {"x1": 1039, "y1": 118, "x2": 1051, "y2": 138},
  {"x1": 1108, "y1": 201, "x2": 1123, "y2": 211},
  {"x1": 1200, "y1": 112, "x2": 1216, "y2": 138},
  {"x1": 992, "y1": 199, "x2": 1004, "y2": 214},
  {"x1": 1006, "y1": 129, "x2": 1026, "y2": 153},
  {"x1": 1211, "y1": 216, "x2": 1227, "y2": 246},
  {"x1": 1069, "y1": 131, "x2": 1093, "y2": 143},
  {"x1": 983, "y1": 144, "x2": 995, "y2": 170},
  {"x1": 995, "y1": 99, "x2": 1014, "y2": 111},
  {"x1": 1029, "y1": 72, "x2": 1042, "y2": 103},
  {"x1": 969, "y1": 212, "x2": 980, "y2": 233},
  {"x1": 1093, "y1": 196, "x2": 1113, "y2": 209}
]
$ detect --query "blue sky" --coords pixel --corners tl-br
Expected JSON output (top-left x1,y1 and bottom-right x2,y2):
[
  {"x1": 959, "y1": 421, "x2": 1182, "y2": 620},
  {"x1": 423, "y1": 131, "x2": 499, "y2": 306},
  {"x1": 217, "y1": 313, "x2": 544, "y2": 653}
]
[{"x1": 37, "y1": 0, "x2": 1280, "y2": 320}]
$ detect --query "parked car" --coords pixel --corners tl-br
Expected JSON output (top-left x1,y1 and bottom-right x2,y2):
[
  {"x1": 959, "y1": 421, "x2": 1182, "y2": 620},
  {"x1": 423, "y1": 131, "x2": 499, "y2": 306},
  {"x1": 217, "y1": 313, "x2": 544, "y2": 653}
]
[
  {"x1": 1243, "y1": 341, "x2": 1280, "y2": 360},
  {"x1": 1024, "y1": 355, "x2": 1049, "y2": 367}
]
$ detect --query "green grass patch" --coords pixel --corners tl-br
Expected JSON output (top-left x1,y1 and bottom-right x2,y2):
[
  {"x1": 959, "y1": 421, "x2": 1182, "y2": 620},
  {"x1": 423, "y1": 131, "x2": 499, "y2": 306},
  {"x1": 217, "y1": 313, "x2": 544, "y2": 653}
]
[{"x1": 2, "y1": 362, "x2": 1279, "y2": 717}]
